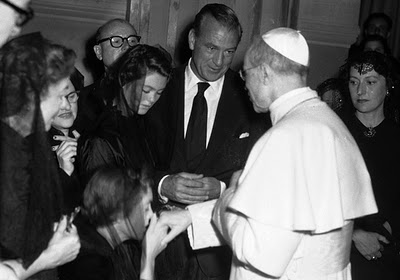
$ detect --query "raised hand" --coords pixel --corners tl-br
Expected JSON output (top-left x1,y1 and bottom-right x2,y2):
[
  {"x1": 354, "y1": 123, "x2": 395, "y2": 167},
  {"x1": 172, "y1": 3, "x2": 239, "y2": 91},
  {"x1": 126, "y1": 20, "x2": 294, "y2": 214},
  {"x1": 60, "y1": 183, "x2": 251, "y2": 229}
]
[
  {"x1": 140, "y1": 214, "x2": 169, "y2": 280},
  {"x1": 43, "y1": 215, "x2": 81, "y2": 268},
  {"x1": 53, "y1": 130, "x2": 80, "y2": 176},
  {"x1": 157, "y1": 209, "x2": 192, "y2": 245}
]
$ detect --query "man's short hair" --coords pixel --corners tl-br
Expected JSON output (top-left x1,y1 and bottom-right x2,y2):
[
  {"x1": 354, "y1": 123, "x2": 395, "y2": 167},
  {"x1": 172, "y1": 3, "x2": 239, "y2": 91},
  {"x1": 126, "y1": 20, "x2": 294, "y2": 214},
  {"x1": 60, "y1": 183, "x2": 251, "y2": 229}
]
[
  {"x1": 95, "y1": 18, "x2": 133, "y2": 42},
  {"x1": 363, "y1": 12, "x2": 393, "y2": 32},
  {"x1": 247, "y1": 36, "x2": 309, "y2": 79},
  {"x1": 192, "y1": 3, "x2": 242, "y2": 41}
]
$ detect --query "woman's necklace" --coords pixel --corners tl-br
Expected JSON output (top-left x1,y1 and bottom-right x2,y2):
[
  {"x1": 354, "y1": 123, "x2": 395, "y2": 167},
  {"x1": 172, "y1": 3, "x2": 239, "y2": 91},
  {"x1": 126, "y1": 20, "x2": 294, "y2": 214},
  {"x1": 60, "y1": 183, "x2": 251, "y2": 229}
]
[{"x1": 364, "y1": 126, "x2": 376, "y2": 138}]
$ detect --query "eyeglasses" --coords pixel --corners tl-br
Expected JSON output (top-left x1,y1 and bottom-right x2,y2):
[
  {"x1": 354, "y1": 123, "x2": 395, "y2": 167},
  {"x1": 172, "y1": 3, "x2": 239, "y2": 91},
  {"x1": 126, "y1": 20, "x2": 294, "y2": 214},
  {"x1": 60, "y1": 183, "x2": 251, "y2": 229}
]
[
  {"x1": 239, "y1": 65, "x2": 259, "y2": 81},
  {"x1": 97, "y1": 35, "x2": 141, "y2": 48},
  {"x1": 66, "y1": 91, "x2": 79, "y2": 103},
  {"x1": 0, "y1": 0, "x2": 34, "y2": 27}
]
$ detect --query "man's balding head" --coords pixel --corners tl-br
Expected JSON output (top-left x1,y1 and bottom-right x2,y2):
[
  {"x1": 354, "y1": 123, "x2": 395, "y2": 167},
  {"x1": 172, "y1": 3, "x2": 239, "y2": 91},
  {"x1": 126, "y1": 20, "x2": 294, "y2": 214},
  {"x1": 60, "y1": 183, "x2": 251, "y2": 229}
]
[{"x1": 93, "y1": 19, "x2": 138, "y2": 71}]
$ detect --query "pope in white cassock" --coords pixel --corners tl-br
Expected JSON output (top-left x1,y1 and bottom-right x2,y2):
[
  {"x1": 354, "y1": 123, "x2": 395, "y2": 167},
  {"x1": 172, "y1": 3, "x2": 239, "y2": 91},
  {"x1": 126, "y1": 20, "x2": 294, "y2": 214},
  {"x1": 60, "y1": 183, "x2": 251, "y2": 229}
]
[{"x1": 159, "y1": 27, "x2": 378, "y2": 280}]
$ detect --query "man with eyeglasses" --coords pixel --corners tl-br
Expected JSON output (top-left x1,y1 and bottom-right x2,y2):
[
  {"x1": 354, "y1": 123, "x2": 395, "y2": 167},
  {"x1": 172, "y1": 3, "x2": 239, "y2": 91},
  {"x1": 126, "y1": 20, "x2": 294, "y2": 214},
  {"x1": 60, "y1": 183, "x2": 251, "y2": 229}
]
[
  {"x1": 93, "y1": 18, "x2": 140, "y2": 73},
  {"x1": 0, "y1": 0, "x2": 33, "y2": 47},
  {"x1": 74, "y1": 18, "x2": 139, "y2": 134},
  {"x1": 348, "y1": 12, "x2": 393, "y2": 58}
]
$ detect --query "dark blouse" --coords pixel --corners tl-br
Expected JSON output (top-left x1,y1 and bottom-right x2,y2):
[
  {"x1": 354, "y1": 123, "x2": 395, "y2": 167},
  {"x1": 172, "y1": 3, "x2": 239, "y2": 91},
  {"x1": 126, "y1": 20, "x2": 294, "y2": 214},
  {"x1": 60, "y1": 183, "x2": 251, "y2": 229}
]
[
  {"x1": 0, "y1": 123, "x2": 31, "y2": 259},
  {"x1": 48, "y1": 127, "x2": 82, "y2": 213},
  {"x1": 344, "y1": 115, "x2": 400, "y2": 238},
  {"x1": 58, "y1": 215, "x2": 141, "y2": 280},
  {"x1": 343, "y1": 115, "x2": 400, "y2": 280},
  {"x1": 78, "y1": 105, "x2": 158, "y2": 184}
]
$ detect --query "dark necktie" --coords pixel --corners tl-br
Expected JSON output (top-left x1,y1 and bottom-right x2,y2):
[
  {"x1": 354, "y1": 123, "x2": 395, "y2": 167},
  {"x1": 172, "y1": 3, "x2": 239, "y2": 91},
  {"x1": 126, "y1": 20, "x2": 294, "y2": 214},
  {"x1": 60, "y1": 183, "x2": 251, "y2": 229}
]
[{"x1": 186, "y1": 82, "x2": 210, "y2": 171}]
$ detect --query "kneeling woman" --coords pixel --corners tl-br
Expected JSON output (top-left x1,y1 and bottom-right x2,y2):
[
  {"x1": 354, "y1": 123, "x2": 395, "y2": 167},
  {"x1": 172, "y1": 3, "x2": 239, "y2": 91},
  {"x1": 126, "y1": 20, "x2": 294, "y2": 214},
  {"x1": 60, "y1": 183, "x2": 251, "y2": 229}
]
[{"x1": 59, "y1": 167, "x2": 168, "y2": 280}]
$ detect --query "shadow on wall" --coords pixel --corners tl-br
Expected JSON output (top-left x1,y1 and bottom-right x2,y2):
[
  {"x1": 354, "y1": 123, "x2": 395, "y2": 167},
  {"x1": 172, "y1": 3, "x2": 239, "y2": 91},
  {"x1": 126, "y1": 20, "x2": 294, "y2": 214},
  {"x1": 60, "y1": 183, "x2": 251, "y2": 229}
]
[{"x1": 174, "y1": 21, "x2": 192, "y2": 66}]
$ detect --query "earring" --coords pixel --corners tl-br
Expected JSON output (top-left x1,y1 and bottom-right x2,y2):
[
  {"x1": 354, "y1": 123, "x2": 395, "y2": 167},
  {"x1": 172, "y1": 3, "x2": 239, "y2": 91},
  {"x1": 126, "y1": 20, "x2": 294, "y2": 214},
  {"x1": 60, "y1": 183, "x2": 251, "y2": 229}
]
[{"x1": 386, "y1": 90, "x2": 390, "y2": 97}]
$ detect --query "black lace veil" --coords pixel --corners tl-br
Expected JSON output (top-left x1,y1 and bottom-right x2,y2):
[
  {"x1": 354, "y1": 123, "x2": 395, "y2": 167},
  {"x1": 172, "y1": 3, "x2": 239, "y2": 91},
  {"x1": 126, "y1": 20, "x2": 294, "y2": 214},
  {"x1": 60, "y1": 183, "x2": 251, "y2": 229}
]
[
  {"x1": 0, "y1": 32, "x2": 75, "y2": 267},
  {"x1": 102, "y1": 44, "x2": 172, "y2": 117}
]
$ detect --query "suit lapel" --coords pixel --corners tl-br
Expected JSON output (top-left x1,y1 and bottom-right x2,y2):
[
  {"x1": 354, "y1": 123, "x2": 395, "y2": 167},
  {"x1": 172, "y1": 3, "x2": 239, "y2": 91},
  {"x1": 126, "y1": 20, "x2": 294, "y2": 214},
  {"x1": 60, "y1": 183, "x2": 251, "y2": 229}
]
[{"x1": 200, "y1": 70, "x2": 244, "y2": 168}]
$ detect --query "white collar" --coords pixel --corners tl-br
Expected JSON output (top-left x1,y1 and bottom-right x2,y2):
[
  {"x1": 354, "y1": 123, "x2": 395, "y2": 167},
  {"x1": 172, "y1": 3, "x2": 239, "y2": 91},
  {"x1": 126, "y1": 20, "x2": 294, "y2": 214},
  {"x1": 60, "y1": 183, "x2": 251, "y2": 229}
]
[
  {"x1": 185, "y1": 58, "x2": 225, "y2": 92},
  {"x1": 270, "y1": 87, "x2": 317, "y2": 125}
]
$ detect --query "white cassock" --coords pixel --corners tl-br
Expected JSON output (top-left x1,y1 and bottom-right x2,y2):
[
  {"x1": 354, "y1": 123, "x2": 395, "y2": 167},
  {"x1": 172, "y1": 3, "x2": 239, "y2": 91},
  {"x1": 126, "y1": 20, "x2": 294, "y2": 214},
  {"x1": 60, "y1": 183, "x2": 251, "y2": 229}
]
[{"x1": 186, "y1": 87, "x2": 377, "y2": 280}]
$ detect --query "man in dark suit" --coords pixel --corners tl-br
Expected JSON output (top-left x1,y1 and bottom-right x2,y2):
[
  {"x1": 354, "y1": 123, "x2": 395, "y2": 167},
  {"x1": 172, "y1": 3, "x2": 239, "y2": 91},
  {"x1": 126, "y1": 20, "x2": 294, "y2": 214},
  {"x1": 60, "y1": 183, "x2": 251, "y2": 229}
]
[{"x1": 154, "y1": 3, "x2": 268, "y2": 280}]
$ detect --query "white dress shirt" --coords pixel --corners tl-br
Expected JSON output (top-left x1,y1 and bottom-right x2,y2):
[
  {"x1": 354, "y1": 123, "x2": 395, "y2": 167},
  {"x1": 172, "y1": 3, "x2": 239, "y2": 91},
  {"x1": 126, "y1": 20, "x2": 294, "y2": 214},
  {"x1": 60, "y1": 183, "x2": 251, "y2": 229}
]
[
  {"x1": 184, "y1": 58, "x2": 225, "y2": 145},
  {"x1": 158, "y1": 59, "x2": 227, "y2": 202}
]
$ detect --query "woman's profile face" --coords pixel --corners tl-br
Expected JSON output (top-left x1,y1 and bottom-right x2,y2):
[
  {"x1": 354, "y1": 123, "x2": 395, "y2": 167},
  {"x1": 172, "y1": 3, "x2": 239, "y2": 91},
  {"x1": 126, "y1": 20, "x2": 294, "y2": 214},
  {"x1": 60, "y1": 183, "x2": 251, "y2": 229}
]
[
  {"x1": 128, "y1": 188, "x2": 153, "y2": 240},
  {"x1": 349, "y1": 66, "x2": 387, "y2": 116},
  {"x1": 137, "y1": 72, "x2": 168, "y2": 115},
  {"x1": 51, "y1": 79, "x2": 78, "y2": 133},
  {"x1": 40, "y1": 77, "x2": 73, "y2": 131}
]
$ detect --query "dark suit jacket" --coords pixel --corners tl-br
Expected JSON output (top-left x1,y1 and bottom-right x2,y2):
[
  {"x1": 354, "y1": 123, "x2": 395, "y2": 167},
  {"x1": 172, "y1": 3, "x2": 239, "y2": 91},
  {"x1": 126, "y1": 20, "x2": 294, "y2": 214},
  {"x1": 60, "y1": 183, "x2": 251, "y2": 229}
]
[
  {"x1": 154, "y1": 65, "x2": 269, "y2": 280},
  {"x1": 160, "y1": 65, "x2": 267, "y2": 189}
]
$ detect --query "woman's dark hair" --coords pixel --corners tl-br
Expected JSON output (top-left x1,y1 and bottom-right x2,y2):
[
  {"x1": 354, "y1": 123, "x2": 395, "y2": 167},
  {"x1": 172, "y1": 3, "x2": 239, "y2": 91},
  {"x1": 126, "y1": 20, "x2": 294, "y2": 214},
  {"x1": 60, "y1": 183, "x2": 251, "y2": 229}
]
[
  {"x1": 0, "y1": 32, "x2": 76, "y2": 118},
  {"x1": 83, "y1": 167, "x2": 151, "y2": 228},
  {"x1": 113, "y1": 44, "x2": 172, "y2": 87},
  {"x1": 102, "y1": 44, "x2": 172, "y2": 115},
  {"x1": 341, "y1": 51, "x2": 393, "y2": 91},
  {"x1": 360, "y1": 34, "x2": 391, "y2": 55},
  {"x1": 83, "y1": 167, "x2": 152, "y2": 280},
  {"x1": 340, "y1": 51, "x2": 399, "y2": 121},
  {"x1": 0, "y1": 32, "x2": 76, "y2": 267}
]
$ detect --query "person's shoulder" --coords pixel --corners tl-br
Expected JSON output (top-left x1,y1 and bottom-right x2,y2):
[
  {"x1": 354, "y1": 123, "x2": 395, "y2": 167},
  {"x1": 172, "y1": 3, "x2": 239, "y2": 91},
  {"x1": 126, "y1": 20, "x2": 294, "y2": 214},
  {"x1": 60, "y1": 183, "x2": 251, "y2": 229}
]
[{"x1": 224, "y1": 68, "x2": 243, "y2": 84}]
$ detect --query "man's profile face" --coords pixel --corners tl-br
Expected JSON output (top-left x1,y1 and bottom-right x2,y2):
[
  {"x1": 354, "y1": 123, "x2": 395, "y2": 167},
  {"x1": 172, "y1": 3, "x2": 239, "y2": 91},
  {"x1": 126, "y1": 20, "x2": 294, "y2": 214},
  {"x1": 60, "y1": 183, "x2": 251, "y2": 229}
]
[
  {"x1": 242, "y1": 51, "x2": 269, "y2": 113},
  {"x1": 365, "y1": 17, "x2": 390, "y2": 38},
  {"x1": 94, "y1": 21, "x2": 138, "y2": 70},
  {"x1": 188, "y1": 15, "x2": 240, "y2": 82}
]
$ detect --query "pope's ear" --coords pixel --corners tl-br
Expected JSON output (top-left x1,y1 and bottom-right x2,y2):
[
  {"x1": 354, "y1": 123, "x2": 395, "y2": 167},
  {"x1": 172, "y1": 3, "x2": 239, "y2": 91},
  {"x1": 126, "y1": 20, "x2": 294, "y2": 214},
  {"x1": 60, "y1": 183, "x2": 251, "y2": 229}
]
[
  {"x1": 260, "y1": 63, "x2": 271, "y2": 85},
  {"x1": 93, "y1": 44, "x2": 103, "y2": 61}
]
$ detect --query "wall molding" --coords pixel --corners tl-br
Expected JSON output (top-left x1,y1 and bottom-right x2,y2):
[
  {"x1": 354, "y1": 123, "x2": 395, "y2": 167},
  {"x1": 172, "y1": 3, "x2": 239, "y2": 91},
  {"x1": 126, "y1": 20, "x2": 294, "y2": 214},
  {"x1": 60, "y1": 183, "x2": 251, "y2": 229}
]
[{"x1": 32, "y1": 0, "x2": 127, "y2": 24}]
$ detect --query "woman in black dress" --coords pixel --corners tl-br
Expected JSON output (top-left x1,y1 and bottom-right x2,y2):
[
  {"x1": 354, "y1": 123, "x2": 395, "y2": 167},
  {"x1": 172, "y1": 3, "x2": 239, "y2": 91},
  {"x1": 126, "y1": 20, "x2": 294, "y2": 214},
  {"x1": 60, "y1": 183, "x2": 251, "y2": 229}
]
[
  {"x1": 49, "y1": 68, "x2": 84, "y2": 212},
  {"x1": 78, "y1": 44, "x2": 172, "y2": 184},
  {"x1": 0, "y1": 33, "x2": 80, "y2": 279},
  {"x1": 341, "y1": 51, "x2": 400, "y2": 280}
]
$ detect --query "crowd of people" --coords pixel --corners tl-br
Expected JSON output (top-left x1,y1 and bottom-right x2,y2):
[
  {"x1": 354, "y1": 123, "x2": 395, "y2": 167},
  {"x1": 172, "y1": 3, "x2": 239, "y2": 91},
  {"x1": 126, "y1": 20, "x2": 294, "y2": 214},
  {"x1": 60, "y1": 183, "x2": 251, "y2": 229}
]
[{"x1": 0, "y1": 1, "x2": 399, "y2": 280}]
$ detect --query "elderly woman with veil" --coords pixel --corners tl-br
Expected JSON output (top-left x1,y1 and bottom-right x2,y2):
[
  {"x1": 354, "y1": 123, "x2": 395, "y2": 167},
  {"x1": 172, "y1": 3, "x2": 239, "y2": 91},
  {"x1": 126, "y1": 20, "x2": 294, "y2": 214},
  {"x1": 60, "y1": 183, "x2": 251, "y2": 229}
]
[
  {"x1": 78, "y1": 44, "x2": 172, "y2": 184},
  {"x1": 0, "y1": 33, "x2": 80, "y2": 280}
]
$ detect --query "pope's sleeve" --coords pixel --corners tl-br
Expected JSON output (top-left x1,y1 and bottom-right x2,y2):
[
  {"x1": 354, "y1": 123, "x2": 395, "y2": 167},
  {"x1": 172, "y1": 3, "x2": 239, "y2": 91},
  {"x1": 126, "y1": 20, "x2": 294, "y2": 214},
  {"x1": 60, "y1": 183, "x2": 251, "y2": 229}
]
[
  {"x1": 186, "y1": 199, "x2": 225, "y2": 250},
  {"x1": 212, "y1": 193, "x2": 303, "y2": 278}
]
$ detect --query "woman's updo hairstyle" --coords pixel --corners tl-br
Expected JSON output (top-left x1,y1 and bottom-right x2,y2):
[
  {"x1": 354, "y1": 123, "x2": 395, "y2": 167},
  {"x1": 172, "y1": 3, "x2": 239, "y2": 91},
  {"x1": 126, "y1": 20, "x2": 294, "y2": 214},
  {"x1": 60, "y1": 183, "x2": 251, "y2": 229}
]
[
  {"x1": 0, "y1": 32, "x2": 76, "y2": 118},
  {"x1": 341, "y1": 51, "x2": 394, "y2": 92}
]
